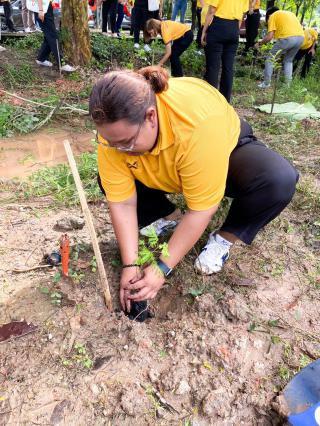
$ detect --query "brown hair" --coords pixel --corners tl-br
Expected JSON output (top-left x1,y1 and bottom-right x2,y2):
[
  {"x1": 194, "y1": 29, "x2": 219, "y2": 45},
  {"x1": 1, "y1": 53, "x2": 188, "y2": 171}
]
[
  {"x1": 144, "y1": 19, "x2": 160, "y2": 43},
  {"x1": 89, "y1": 66, "x2": 169, "y2": 125}
]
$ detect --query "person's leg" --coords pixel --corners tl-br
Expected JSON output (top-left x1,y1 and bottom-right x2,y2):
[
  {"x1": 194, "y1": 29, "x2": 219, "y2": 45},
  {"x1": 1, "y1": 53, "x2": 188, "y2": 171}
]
[
  {"x1": 116, "y1": 3, "x2": 124, "y2": 33},
  {"x1": 170, "y1": 31, "x2": 193, "y2": 76},
  {"x1": 133, "y1": 7, "x2": 142, "y2": 44},
  {"x1": 293, "y1": 48, "x2": 305, "y2": 74},
  {"x1": 97, "y1": 175, "x2": 176, "y2": 228},
  {"x1": 220, "y1": 137, "x2": 299, "y2": 245},
  {"x1": 171, "y1": 0, "x2": 179, "y2": 21},
  {"x1": 180, "y1": 0, "x2": 187, "y2": 23},
  {"x1": 3, "y1": 1, "x2": 15, "y2": 31},
  {"x1": 283, "y1": 36, "x2": 304, "y2": 83},
  {"x1": 21, "y1": 0, "x2": 28, "y2": 30},
  {"x1": 37, "y1": 4, "x2": 61, "y2": 66},
  {"x1": 205, "y1": 25, "x2": 223, "y2": 88},
  {"x1": 263, "y1": 40, "x2": 282, "y2": 85},
  {"x1": 109, "y1": 0, "x2": 117, "y2": 34},
  {"x1": 196, "y1": 8, "x2": 202, "y2": 49},
  {"x1": 220, "y1": 37, "x2": 239, "y2": 102},
  {"x1": 245, "y1": 12, "x2": 260, "y2": 51},
  {"x1": 301, "y1": 50, "x2": 312, "y2": 78},
  {"x1": 101, "y1": 1, "x2": 108, "y2": 32}
]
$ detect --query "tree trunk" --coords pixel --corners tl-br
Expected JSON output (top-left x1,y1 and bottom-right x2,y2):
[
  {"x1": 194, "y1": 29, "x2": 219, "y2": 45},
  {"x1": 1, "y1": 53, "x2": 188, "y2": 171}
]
[{"x1": 61, "y1": 0, "x2": 92, "y2": 66}]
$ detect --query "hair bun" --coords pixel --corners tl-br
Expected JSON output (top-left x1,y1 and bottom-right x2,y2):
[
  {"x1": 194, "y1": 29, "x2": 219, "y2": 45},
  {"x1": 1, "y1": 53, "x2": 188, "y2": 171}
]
[{"x1": 137, "y1": 66, "x2": 169, "y2": 94}]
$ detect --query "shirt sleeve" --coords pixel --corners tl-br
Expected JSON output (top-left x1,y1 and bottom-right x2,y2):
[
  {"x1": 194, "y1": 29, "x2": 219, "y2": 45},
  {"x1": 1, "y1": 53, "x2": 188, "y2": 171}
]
[
  {"x1": 268, "y1": 14, "x2": 276, "y2": 33},
  {"x1": 205, "y1": 0, "x2": 219, "y2": 7},
  {"x1": 177, "y1": 116, "x2": 233, "y2": 211},
  {"x1": 97, "y1": 144, "x2": 136, "y2": 202}
]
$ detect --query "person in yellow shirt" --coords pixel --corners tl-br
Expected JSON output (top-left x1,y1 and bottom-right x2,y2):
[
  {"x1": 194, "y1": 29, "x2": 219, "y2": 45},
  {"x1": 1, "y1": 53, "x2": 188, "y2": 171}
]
[
  {"x1": 144, "y1": 19, "x2": 193, "y2": 76},
  {"x1": 89, "y1": 65, "x2": 298, "y2": 317},
  {"x1": 255, "y1": 7, "x2": 304, "y2": 88},
  {"x1": 293, "y1": 28, "x2": 318, "y2": 78},
  {"x1": 244, "y1": 0, "x2": 261, "y2": 53},
  {"x1": 201, "y1": 0, "x2": 249, "y2": 102}
]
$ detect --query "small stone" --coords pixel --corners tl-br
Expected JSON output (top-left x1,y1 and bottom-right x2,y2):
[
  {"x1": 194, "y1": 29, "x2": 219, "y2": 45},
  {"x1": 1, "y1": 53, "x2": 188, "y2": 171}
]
[
  {"x1": 156, "y1": 407, "x2": 166, "y2": 418},
  {"x1": 175, "y1": 379, "x2": 191, "y2": 395},
  {"x1": 47, "y1": 333, "x2": 53, "y2": 340},
  {"x1": 54, "y1": 216, "x2": 85, "y2": 232},
  {"x1": 169, "y1": 330, "x2": 176, "y2": 337},
  {"x1": 90, "y1": 384, "x2": 100, "y2": 396},
  {"x1": 148, "y1": 369, "x2": 159, "y2": 383},
  {"x1": 123, "y1": 345, "x2": 129, "y2": 350}
]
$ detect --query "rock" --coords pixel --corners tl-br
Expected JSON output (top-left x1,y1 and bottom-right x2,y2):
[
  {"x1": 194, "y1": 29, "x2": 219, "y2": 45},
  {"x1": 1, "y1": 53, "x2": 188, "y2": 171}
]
[
  {"x1": 54, "y1": 216, "x2": 85, "y2": 232},
  {"x1": 90, "y1": 383, "x2": 100, "y2": 396},
  {"x1": 156, "y1": 407, "x2": 166, "y2": 418},
  {"x1": 148, "y1": 369, "x2": 160, "y2": 383},
  {"x1": 175, "y1": 379, "x2": 191, "y2": 395},
  {"x1": 120, "y1": 386, "x2": 150, "y2": 417}
]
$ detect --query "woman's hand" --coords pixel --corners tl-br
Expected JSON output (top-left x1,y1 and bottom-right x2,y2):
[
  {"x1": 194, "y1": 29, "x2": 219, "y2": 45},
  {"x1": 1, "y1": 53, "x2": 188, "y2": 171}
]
[
  {"x1": 38, "y1": 11, "x2": 45, "y2": 21},
  {"x1": 201, "y1": 31, "x2": 207, "y2": 47},
  {"x1": 120, "y1": 266, "x2": 143, "y2": 312},
  {"x1": 124, "y1": 264, "x2": 165, "y2": 302}
]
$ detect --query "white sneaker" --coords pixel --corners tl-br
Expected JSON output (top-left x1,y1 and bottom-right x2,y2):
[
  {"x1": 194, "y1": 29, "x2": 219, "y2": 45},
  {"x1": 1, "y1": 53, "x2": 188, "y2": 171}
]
[
  {"x1": 140, "y1": 218, "x2": 178, "y2": 237},
  {"x1": 194, "y1": 233, "x2": 232, "y2": 275},
  {"x1": 258, "y1": 81, "x2": 271, "y2": 89},
  {"x1": 25, "y1": 27, "x2": 31, "y2": 33},
  {"x1": 36, "y1": 59, "x2": 53, "y2": 67},
  {"x1": 134, "y1": 43, "x2": 140, "y2": 49},
  {"x1": 144, "y1": 44, "x2": 152, "y2": 52},
  {"x1": 61, "y1": 64, "x2": 76, "y2": 72},
  {"x1": 0, "y1": 46, "x2": 6, "y2": 52}
]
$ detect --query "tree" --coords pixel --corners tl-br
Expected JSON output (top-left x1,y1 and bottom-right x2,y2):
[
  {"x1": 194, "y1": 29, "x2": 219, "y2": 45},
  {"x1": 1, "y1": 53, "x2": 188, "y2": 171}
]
[{"x1": 61, "y1": 0, "x2": 91, "y2": 66}]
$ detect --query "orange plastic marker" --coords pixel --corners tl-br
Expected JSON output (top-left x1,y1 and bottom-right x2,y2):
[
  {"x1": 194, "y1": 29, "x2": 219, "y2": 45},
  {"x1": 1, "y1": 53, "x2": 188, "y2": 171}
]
[{"x1": 60, "y1": 234, "x2": 70, "y2": 276}]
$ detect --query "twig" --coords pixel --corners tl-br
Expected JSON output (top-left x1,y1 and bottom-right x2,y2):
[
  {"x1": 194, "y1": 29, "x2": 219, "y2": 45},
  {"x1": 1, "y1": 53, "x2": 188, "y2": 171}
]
[
  {"x1": 0, "y1": 90, "x2": 88, "y2": 114},
  {"x1": 32, "y1": 101, "x2": 62, "y2": 131},
  {"x1": 11, "y1": 264, "x2": 54, "y2": 273}
]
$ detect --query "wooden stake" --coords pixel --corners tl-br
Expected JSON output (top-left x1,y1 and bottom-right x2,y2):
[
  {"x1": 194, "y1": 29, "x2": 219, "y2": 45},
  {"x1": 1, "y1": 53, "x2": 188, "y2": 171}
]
[{"x1": 63, "y1": 140, "x2": 113, "y2": 311}]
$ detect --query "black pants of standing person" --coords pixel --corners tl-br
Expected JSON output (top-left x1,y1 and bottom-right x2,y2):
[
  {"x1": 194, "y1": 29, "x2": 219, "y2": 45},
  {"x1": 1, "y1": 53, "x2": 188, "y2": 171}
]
[
  {"x1": 132, "y1": 6, "x2": 149, "y2": 43},
  {"x1": 196, "y1": 7, "x2": 202, "y2": 49},
  {"x1": 245, "y1": 10, "x2": 260, "y2": 52},
  {"x1": 293, "y1": 47, "x2": 316, "y2": 78},
  {"x1": 97, "y1": 120, "x2": 299, "y2": 243},
  {"x1": 206, "y1": 16, "x2": 239, "y2": 103},
  {"x1": 37, "y1": 3, "x2": 62, "y2": 65},
  {"x1": 102, "y1": 0, "x2": 117, "y2": 33},
  {"x1": 0, "y1": 1, "x2": 15, "y2": 31},
  {"x1": 171, "y1": 30, "x2": 194, "y2": 76}
]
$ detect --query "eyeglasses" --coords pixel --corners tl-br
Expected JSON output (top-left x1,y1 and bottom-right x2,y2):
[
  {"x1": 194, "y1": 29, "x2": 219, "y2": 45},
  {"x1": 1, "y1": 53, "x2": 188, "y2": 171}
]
[{"x1": 96, "y1": 121, "x2": 143, "y2": 152}]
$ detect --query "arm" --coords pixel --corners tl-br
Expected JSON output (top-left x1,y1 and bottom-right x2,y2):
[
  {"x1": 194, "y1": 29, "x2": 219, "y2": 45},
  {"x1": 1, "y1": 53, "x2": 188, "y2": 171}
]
[
  {"x1": 201, "y1": 5, "x2": 217, "y2": 46},
  {"x1": 309, "y1": 40, "x2": 317, "y2": 56},
  {"x1": 255, "y1": 31, "x2": 274, "y2": 48},
  {"x1": 126, "y1": 204, "x2": 219, "y2": 301},
  {"x1": 108, "y1": 193, "x2": 140, "y2": 311},
  {"x1": 158, "y1": 43, "x2": 172, "y2": 66},
  {"x1": 38, "y1": 0, "x2": 45, "y2": 21}
]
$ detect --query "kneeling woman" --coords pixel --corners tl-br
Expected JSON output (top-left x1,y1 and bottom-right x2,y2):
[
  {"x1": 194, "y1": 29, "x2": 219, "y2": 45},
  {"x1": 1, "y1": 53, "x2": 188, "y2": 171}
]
[
  {"x1": 144, "y1": 19, "x2": 193, "y2": 77},
  {"x1": 90, "y1": 66, "x2": 298, "y2": 312}
]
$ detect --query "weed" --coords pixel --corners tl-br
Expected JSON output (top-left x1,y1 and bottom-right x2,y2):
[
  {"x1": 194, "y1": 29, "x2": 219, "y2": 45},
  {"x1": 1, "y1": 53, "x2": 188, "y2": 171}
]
[
  {"x1": 0, "y1": 63, "x2": 37, "y2": 88},
  {"x1": 73, "y1": 343, "x2": 93, "y2": 369},
  {"x1": 90, "y1": 256, "x2": 97, "y2": 273},
  {"x1": 136, "y1": 227, "x2": 169, "y2": 268}
]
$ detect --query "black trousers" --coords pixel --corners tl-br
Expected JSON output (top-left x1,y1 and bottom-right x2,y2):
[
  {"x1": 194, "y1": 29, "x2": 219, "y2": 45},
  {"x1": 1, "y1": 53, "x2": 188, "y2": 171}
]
[
  {"x1": 245, "y1": 10, "x2": 260, "y2": 52},
  {"x1": 97, "y1": 120, "x2": 298, "y2": 245},
  {"x1": 293, "y1": 47, "x2": 316, "y2": 78},
  {"x1": 102, "y1": 0, "x2": 117, "y2": 33},
  {"x1": 37, "y1": 3, "x2": 62, "y2": 65},
  {"x1": 171, "y1": 30, "x2": 194, "y2": 77},
  {"x1": 196, "y1": 7, "x2": 202, "y2": 49},
  {"x1": 132, "y1": 7, "x2": 148, "y2": 43},
  {"x1": 0, "y1": 1, "x2": 14, "y2": 31},
  {"x1": 205, "y1": 16, "x2": 239, "y2": 103}
]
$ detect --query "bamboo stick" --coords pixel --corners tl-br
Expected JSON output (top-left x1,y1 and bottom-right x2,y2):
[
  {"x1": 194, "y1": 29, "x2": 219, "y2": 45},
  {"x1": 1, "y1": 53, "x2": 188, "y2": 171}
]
[{"x1": 63, "y1": 140, "x2": 113, "y2": 311}]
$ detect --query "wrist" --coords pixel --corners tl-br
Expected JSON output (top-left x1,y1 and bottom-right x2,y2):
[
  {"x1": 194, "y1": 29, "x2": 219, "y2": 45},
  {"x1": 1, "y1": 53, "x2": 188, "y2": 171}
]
[{"x1": 157, "y1": 259, "x2": 173, "y2": 277}]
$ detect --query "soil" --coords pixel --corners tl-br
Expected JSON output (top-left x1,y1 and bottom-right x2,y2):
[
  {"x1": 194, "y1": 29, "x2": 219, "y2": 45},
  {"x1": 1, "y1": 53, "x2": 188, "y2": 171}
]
[{"x1": 1, "y1": 47, "x2": 320, "y2": 426}]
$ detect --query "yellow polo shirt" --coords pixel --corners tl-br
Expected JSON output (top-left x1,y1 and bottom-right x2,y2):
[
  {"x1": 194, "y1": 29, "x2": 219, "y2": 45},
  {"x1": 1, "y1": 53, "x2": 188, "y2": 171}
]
[
  {"x1": 201, "y1": 4, "x2": 209, "y2": 26},
  {"x1": 160, "y1": 21, "x2": 189, "y2": 44},
  {"x1": 98, "y1": 78, "x2": 240, "y2": 211},
  {"x1": 268, "y1": 11, "x2": 304, "y2": 39},
  {"x1": 300, "y1": 28, "x2": 318, "y2": 50},
  {"x1": 206, "y1": 0, "x2": 249, "y2": 21}
]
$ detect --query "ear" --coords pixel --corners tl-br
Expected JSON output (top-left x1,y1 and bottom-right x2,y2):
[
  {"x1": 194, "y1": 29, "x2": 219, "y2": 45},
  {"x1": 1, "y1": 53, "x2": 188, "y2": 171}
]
[{"x1": 145, "y1": 106, "x2": 157, "y2": 128}]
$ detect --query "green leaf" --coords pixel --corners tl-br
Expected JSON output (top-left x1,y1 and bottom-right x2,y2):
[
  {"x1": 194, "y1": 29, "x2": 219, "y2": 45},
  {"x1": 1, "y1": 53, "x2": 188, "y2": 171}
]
[
  {"x1": 248, "y1": 322, "x2": 257, "y2": 332},
  {"x1": 39, "y1": 286, "x2": 50, "y2": 294},
  {"x1": 268, "y1": 319, "x2": 279, "y2": 327}
]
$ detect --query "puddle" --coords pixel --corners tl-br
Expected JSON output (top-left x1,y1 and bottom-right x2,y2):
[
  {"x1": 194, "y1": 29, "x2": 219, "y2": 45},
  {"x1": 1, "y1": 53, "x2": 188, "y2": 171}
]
[{"x1": 0, "y1": 129, "x2": 95, "y2": 179}]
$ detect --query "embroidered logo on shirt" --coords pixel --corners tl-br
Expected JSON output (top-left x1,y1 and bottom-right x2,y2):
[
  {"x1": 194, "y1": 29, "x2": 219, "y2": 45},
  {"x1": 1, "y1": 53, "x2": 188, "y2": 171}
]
[{"x1": 127, "y1": 161, "x2": 138, "y2": 169}]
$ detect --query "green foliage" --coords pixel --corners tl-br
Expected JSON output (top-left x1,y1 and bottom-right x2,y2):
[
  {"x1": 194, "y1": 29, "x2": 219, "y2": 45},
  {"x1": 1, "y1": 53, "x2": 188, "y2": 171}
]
[
  {"x1": 0, "y1": 103, "x2": 40, "y2": 137},
  {"x1": 136, "y1": 227, "x2": 169, "y2": 269},
  {"x1": 0, "y1": 63, "x2": 37, "y2": 88},
  {"x1": 27, "y1": 150, "x2": 102, "y2": 205},
  {"x1": 3, "y1": 32, "x2": 42, "y2": 50}
]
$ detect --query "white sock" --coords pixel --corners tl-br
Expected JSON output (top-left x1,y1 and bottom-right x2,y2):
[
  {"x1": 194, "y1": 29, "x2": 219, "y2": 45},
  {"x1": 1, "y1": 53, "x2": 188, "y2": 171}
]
[{"x1": 215, "y1": 233, "x2": 233, "y2": 247}]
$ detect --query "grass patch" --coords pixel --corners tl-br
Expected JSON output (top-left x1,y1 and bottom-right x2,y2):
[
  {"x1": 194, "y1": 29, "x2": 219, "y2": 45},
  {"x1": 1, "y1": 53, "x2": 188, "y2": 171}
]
[{"x1": 26, "y1": 150, "x2": 102, "y2": 205}]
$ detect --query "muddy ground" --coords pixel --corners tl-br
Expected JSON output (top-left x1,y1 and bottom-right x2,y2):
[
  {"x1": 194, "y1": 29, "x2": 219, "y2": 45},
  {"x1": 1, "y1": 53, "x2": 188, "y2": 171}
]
[{"x1": 1, "y1": 45, "x2": 320, "y2": 426}]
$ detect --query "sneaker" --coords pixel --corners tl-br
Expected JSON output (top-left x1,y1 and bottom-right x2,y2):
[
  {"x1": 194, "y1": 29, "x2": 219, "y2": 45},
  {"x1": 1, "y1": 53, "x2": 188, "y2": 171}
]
[
  {"x1": 61, "y1": 64, "x2": 76, "y2": 72},
  {"x1": 25, "y1": 27, "x2": 31, "y2": 33},
  {"x1": 194, "y1": 233, "x2": 232, "y2": 275},
  {"x1": 117, "y1": 32, "x2": 121, "y2": 38},
  {"x1": 134, "y1": 43, "x2": 140, "y2": 49},
  {"x1": 0, "y1": 46, "x2": 6, "y2": 52},
  {"x1": 36, "y1": 59, "x2": 53, "y2": 67},
  {"x1": 140, "y1": 218, "x2": 178, "y2": 237},
  {"x1": 144, "y1": 44, "x2": 152, "y2": 52},
  {"x1": 258, "y1": 81, "x2": 271, "y2": 89}
]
